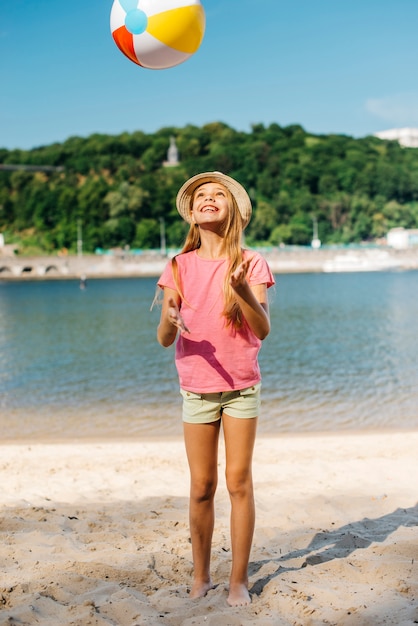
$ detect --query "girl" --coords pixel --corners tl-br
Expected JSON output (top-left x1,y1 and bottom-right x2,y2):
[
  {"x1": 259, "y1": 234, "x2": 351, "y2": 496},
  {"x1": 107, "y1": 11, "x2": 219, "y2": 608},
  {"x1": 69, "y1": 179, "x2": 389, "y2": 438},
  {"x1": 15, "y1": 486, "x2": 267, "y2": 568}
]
[{"x1": 156, "y1": 172, "x2": 274, "y2": 606}]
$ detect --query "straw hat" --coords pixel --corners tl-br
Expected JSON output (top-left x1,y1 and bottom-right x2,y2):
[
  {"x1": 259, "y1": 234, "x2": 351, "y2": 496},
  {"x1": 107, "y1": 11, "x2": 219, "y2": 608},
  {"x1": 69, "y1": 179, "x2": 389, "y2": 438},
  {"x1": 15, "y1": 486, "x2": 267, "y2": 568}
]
[{"x1": 176, "y1": 171, "x2": 252, "y2": 228}]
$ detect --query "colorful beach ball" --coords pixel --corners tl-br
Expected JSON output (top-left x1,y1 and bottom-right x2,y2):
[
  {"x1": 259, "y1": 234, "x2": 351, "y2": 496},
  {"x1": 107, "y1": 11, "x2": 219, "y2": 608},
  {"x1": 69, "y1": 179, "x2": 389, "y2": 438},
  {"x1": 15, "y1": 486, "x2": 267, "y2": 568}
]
[{"x1": 110, "y1": 0, "x2": 206, "y2": 70}]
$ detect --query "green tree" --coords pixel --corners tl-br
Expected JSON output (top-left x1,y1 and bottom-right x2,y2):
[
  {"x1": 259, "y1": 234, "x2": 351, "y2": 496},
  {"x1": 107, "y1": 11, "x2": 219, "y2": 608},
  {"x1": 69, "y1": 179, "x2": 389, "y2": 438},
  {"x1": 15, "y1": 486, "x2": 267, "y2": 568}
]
[
  {"x1": 2, "y1": 122, "x2": 418, "y2": 252},
  {"x1": 133, "y1": 218, "x2": 160, "y2": 249}
]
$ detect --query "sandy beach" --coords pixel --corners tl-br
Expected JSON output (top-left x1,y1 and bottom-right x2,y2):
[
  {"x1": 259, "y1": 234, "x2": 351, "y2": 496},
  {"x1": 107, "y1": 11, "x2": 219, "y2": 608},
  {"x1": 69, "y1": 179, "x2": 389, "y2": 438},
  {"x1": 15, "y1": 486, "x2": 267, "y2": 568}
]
[{"x1": 0, "y1": 431, "x2": 417, "y2": 625}]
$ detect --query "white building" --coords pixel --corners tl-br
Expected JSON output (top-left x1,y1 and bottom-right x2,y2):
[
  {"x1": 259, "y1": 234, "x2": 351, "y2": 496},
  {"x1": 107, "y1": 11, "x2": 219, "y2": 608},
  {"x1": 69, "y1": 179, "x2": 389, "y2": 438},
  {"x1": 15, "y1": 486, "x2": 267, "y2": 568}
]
[
  {"x1": 163, "y1": 136, "x2": 180, "y2": 167},
  {"x1": 374, "y1": 128, "x2": 418, "y2": 148},
  {"x1": 387, "y1": 227, "x2": 418, "y2": 249}
]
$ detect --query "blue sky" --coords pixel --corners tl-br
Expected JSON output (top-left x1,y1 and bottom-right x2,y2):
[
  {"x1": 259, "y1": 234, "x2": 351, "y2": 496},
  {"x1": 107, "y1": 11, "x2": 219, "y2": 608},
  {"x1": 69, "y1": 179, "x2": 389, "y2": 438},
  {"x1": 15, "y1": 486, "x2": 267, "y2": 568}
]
[{"x1": 1, "y1": 0, "x2": 418, "y2": 150}]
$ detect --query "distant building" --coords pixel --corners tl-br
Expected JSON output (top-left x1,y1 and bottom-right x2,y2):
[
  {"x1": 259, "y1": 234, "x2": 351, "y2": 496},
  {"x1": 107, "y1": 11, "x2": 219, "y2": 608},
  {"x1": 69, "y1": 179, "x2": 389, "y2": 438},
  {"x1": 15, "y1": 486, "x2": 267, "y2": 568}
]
[
  {"x1": 374, "y1": 128, "x2": 418, "y2": 148},
  {"x1": 387, "y1": 227, "x2": 418, "y2": 249},
  {"x1": 163, "y1": 136, "x2": 180, "y2": 167}
]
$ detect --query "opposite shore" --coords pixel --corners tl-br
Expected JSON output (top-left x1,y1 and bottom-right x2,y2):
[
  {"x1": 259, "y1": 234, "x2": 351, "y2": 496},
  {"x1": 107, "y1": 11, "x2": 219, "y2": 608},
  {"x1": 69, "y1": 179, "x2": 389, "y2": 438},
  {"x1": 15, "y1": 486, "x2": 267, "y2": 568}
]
[{"x1": 1, "y1": 246, "x2": 418, "y2": 280}]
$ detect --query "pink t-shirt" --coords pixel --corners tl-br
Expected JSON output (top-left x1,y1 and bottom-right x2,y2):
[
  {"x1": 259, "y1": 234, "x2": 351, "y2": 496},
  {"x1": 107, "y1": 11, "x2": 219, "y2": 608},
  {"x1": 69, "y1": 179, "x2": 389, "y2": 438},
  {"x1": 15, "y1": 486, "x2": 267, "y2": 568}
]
[{"x1": 158, "y1": 249, "x2": 275, "y2": 393}]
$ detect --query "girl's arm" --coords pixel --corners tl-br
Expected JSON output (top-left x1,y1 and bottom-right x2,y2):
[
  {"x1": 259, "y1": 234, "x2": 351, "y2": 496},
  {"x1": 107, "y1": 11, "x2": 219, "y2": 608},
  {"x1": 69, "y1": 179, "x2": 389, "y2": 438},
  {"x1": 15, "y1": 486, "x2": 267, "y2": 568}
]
[
  {"x1": 230, "y1": 259, "x2": 271, "y2": 340},
  {"x1": 157, "y1": 287, "x2": 189, "y2": 347}
]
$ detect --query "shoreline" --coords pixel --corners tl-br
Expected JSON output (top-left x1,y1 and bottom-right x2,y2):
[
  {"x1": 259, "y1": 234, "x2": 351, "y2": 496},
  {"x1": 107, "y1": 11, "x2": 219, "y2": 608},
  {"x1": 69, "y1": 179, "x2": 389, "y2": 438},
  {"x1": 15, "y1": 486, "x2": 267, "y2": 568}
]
[
  {"x1": 1, "y1": 430, "x2": 417, "y2": 625},
  {"x1": 1, "y1": 425, "x2": 417, "y2": 446},
  {"x1": 1, "y1": 246, "x2": 418, "y2": 280}
]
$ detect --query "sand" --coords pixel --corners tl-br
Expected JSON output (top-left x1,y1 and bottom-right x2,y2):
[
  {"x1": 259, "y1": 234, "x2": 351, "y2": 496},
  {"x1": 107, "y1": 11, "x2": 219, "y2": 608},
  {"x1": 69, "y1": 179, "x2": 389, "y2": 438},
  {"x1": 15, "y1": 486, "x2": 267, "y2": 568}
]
[{"x1": 0, "y1": 431, "x2": 417, "y2": 626}]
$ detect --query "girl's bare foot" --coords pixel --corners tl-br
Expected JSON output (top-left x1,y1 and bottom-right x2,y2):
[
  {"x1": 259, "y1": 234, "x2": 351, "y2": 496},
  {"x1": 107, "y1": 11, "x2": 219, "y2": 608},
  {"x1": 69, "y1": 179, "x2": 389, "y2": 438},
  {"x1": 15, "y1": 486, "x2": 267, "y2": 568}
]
[
  {"x1": 190, "y1": 579, "x2": 214, "y2": 599},
  {"x1": 227, "y1": 582, "x2": 251, "y2": 606}
]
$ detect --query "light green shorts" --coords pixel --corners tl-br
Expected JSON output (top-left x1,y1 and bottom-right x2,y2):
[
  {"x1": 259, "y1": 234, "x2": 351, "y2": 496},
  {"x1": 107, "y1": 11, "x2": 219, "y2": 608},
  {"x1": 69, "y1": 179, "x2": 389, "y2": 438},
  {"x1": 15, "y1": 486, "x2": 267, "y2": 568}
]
[{"x1": 180, "y1": 383, "x2": 261, "y2": 424}]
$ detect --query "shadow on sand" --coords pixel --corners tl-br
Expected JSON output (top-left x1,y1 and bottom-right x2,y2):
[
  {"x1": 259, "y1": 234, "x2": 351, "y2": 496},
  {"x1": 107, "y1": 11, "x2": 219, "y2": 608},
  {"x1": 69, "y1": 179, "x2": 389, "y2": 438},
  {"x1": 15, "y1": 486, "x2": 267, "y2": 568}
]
[{"x1": 250, "y1": 503, "x2": 418, "y2": 596}]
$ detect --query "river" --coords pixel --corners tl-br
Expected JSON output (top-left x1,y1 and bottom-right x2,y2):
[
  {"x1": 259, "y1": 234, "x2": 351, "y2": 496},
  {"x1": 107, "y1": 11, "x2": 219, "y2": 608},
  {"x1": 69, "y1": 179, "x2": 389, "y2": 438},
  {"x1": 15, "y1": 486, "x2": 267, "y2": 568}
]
[{"x1": 1, "y1": 270, "x2": 417, "y2": 439}]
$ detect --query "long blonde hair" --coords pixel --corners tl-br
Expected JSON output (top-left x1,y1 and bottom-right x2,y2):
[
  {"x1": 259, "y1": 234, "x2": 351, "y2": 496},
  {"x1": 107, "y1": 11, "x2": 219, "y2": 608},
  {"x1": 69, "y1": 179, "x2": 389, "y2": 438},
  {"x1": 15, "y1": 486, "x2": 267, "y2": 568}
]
[{"x1": 172, "y1": 186, "x2": 246, "y2": 328}]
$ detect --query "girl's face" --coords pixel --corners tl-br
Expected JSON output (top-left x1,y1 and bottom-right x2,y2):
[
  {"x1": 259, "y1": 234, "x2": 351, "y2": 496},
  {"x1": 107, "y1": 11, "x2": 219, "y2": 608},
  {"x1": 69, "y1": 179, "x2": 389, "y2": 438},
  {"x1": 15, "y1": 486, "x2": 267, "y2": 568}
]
[{"x1": 191, "y1": 182, "x2": 230, "y2": 226}]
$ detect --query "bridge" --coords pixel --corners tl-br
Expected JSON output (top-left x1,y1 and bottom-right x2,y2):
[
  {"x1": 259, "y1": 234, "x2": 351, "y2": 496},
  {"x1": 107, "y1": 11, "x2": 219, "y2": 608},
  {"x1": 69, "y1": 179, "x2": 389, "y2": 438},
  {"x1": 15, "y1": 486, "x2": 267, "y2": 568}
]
[
  {"x1": 1, "y1": 248, "x2": 418, "y2": 280},
  {"x1": 0, "y1": 253, "x2": 167, "y2": 280}
]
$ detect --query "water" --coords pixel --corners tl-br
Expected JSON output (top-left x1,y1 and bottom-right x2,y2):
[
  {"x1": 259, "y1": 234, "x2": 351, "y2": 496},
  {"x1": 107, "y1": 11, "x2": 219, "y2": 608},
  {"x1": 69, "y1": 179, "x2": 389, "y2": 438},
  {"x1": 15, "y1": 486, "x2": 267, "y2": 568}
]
[{"x1": 1, "y1": 271, "x2": 417, "y2": 440}]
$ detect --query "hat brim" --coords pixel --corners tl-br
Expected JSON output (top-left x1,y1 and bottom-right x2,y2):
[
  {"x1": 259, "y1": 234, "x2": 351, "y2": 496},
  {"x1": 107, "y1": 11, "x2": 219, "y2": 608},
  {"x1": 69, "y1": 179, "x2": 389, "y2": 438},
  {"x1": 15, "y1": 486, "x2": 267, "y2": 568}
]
[{"x1": 176, "y1": 171, "x2": 252, "y2": 228}]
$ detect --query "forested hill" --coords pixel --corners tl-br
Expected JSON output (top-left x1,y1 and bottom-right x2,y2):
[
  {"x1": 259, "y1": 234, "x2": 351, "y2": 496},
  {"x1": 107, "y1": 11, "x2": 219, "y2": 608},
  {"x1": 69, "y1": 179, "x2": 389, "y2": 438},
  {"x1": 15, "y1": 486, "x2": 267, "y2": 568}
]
[{"x1": 1, "y1": 122, "x2": 418, "y2": 254}]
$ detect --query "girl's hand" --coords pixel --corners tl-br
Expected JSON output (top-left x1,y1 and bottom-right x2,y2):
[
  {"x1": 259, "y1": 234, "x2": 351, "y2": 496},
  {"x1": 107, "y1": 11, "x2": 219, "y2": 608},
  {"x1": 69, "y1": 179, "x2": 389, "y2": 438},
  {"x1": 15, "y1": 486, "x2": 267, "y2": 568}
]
[
  {"x1": 168, "y1": 297, "x2": 190, "y2": 333},
  {"x1": 230, "y1": 257, "x2": 251, "y2": 290}
]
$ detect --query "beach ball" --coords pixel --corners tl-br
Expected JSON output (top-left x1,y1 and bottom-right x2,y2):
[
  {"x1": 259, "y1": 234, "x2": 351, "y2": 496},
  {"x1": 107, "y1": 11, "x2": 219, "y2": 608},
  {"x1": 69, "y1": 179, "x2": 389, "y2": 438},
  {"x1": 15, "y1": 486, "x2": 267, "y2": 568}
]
[{"x1": 110, "y1": 0, "x2": 206, "y2": 70}]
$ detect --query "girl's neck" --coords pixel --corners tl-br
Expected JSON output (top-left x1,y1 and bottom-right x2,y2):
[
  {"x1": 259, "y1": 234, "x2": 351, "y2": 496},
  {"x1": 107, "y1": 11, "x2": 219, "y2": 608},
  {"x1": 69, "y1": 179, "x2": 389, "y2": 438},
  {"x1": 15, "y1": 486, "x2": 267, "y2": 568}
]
[{"x1": 196, "y1": 233, "x2": 226, "y2": 259}]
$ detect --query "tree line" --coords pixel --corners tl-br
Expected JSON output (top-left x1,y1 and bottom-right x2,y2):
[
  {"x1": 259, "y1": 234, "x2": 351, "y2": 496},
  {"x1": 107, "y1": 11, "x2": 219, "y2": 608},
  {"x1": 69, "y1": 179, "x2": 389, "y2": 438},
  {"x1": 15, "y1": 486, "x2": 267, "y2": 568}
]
[{"x1": 1, "y1": 122, "x2": 418, "y2": 254}]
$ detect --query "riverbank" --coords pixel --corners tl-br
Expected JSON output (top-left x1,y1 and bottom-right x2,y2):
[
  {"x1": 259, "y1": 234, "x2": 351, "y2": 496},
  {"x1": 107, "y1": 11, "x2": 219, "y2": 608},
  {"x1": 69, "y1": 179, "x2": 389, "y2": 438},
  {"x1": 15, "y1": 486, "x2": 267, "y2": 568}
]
[
  {"x1": 1, "y1": 246, "x2": 418, "y2": 280},
  {"x1": 0, "y1": 431, "x2": 417, "y2": 625}
]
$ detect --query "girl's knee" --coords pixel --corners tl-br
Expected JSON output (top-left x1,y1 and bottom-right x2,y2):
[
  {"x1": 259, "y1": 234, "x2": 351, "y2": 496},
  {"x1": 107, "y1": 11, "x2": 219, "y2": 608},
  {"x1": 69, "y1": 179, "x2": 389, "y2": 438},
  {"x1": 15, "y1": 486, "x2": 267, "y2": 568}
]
[
  {"x1": 225, "y1": 470, "x2": 253, "y2": 498},
  {"x1": 191, "y1": 478, "x2": 217, "y2": 503}
]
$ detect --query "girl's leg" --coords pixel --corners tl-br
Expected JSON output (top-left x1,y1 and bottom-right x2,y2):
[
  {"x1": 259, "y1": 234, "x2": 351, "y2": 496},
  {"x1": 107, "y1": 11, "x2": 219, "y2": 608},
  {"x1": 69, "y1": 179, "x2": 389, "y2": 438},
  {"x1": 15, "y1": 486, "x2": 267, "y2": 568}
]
[
  {"x1": 183, "y1": 420, "x2": 221, "y2": 598},
  {"x1": 222, "y1": 414, "x2": 258, "y2": 606}
]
